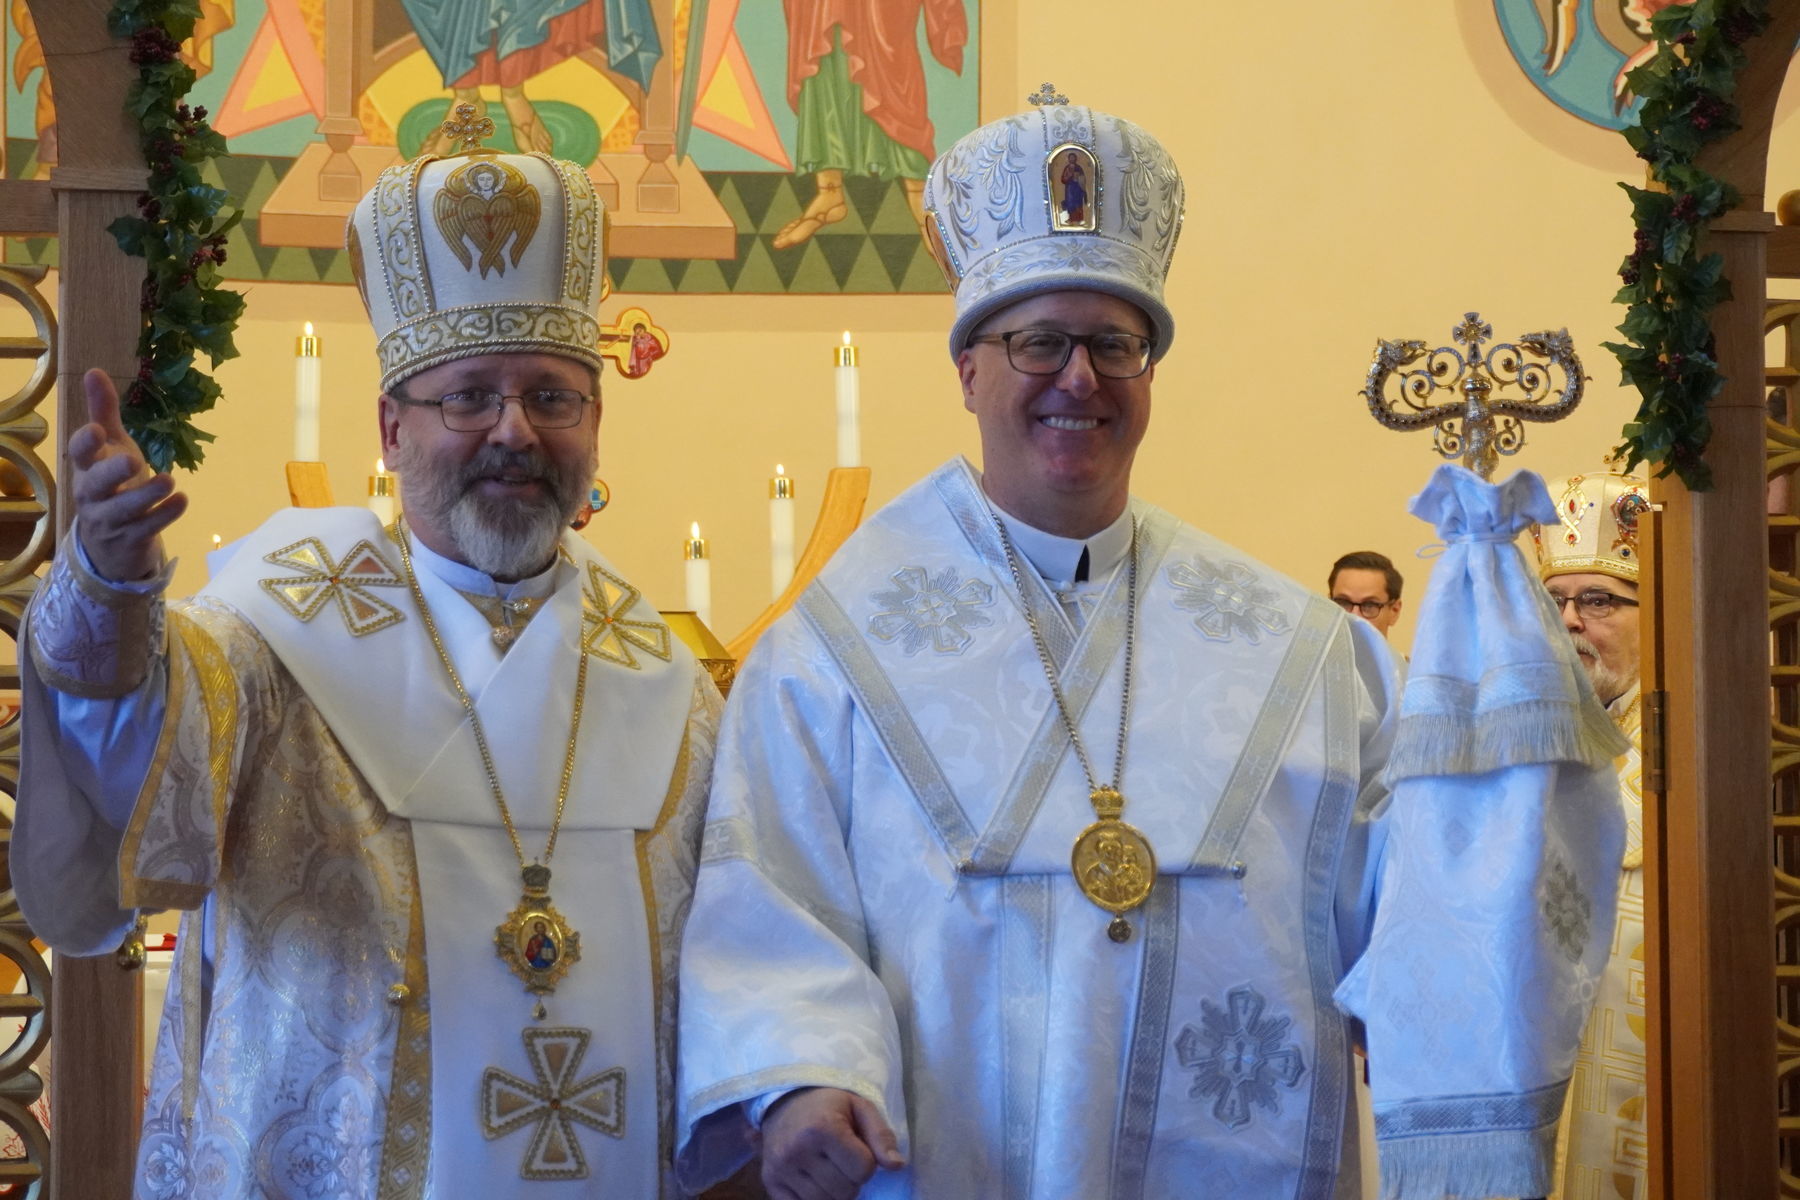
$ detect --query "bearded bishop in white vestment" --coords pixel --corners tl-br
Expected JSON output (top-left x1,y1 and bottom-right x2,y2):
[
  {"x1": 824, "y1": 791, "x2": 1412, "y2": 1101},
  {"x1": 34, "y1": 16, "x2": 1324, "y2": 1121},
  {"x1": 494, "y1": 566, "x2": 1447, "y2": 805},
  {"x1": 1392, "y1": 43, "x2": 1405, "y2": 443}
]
[
  {"x1": 1532, "y1": 470, "x2": 1651, "y2": 1200},
  {"x1": 676, "y1": 99, "x2": 1626, "y2": 1200},
  {"x1": 16, "y1": 142, "x2": 719, "y2": 1198}
]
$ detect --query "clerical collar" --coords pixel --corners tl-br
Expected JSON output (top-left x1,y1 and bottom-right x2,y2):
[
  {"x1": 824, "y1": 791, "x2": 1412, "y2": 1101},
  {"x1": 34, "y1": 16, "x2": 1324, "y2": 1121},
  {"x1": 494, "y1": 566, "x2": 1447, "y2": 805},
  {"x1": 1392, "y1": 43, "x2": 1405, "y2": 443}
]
[
  {"x1": 990, "y1": 503, "x2": 1133, "y2": 586},
  {"x1": 406, "y1": 534, "x2": 560, "y2": 605}
]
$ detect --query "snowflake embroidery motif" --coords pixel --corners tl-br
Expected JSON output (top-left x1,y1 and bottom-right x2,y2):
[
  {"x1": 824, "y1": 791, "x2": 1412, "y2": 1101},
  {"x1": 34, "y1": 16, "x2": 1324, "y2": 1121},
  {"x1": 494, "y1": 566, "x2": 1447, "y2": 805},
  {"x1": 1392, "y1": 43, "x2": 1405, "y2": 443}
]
[
  {"x1": 1166, "y1": 556, "x2": 1292, "y2": 644},
  {"x1": 867, "y1": 566, "x2": 994, "y2": 656},
  {"x1": 1174, "y1": 984, "x2": 1307, "y2": 1131},
  {"x1": 1540, "y1": 857, "x2": 1592, "y2": 963}
]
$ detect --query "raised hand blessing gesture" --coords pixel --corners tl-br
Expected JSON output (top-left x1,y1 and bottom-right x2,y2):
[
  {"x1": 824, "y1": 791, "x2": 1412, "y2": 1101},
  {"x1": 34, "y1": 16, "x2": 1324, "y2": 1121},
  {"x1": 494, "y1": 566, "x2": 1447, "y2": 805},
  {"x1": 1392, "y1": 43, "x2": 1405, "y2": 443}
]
[{"x1": 69, "y1": 368, "x2": 187, "y2": 583}]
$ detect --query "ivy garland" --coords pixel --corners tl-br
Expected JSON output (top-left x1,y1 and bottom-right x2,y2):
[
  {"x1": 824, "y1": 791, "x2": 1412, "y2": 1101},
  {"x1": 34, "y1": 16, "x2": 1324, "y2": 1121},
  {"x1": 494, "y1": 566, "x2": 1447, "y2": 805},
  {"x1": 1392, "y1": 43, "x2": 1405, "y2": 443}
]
[
  {"x1": 1604, "y1": 0, "x2": 1769, "y2": 491},
  {"x1": 104, "y1": 0, "x2": 245, "y2": 472}
]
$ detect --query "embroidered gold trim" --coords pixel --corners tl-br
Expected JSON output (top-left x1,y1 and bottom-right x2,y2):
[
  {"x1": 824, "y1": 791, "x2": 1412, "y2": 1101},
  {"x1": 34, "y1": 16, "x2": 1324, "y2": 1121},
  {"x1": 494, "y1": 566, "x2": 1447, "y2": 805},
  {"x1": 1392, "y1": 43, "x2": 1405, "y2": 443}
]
[
  {"x1": 376, "y1": 156, "x2": 437, "y2": 324},
  {"x1": 481, "y1": 1027, "x2": 625, "y2": 1181},
  {"x1": 377, "y1": 303, "x2": 603, "y2": 385},
  {"x1": 178, "y1": 908, "x2": 204, "y2": 1120},
  {"x1": 119, "y1": 609, "x2": 236, "y2": 909},
  {"x1": 580, "y1": 562, "x2": 672, "y2": 670},
  {"x1": 636, "y1": 718, "x2": 695, "y2": 1178},
  {"x1": 67, "y1": 535, "x2": 173, "y2": 610},
  {"x1": 123, "y1": 880, "x2": 209, "y2": 910},
  {"x1": 259, "y1": 537, "x2": 407, "y2": 636},
  {"x1": 540, "y1": 154, "x2": 599, "y2": 308},
  {"x1": 434, "y1": 157, "x2": 542, "y2": 278},
  {"x1": 29, "y1": 545, "x2": 170, "y2": 698},
  {"x1": 379, "y1": 838, "x2": 433, "y2": 1200}
]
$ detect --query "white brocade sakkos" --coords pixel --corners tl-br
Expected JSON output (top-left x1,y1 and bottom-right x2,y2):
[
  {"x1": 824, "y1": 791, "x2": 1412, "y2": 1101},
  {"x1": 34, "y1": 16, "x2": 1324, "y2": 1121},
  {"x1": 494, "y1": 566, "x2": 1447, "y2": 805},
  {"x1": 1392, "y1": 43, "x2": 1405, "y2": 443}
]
[
  {"x1": 676, "y1": 458, "x2": 1623, "y2": 1199},
  {"x1": 1552, "y1": 687, "x2": 1646, "y2": 1200},
  {"x1": 15, "y1": 508, "x2": 718, "y2": 1199}
]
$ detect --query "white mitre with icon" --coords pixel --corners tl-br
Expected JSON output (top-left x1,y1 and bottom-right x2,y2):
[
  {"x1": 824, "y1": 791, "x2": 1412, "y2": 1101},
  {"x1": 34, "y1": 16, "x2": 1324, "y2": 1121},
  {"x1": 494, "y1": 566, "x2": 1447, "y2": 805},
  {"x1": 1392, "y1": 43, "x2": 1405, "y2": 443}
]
[
  {"x1": 345, "y1": 103, "x2": 606, "y2": 392},
  {"x1": 920, "y1": 82, "x2": 1185, "y2": 363}
]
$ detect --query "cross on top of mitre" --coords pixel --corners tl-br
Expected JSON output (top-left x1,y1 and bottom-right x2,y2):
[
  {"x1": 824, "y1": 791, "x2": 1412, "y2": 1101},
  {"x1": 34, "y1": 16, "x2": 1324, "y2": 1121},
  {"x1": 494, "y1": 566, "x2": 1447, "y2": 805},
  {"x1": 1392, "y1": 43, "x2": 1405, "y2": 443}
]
[
  {"x1": 442, "y1": 102, "x2": 497, "y2": 154},
  {"x1": 1027, "y1": 82, "x2": 1069, "y2": 107}
]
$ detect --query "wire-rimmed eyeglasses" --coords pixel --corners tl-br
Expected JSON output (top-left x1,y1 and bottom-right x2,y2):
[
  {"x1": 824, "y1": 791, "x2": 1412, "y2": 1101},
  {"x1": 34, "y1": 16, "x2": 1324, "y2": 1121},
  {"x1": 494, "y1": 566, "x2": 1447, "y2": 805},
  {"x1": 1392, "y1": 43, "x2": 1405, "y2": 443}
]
[
  {"x1": 391, "y1": 389, "x2": 594, "y2": 432},
  {"x1": 1547, "y1": 589, "x2": 1639, "y2": 620}
]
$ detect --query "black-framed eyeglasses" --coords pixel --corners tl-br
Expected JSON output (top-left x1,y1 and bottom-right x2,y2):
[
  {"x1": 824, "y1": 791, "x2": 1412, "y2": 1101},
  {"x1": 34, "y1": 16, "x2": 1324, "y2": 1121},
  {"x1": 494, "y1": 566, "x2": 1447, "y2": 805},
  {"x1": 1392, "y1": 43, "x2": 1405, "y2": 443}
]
[
  {"x1": 392, "y1": 389, "x2": 594, "y2": 432},
  {"x1": 1332, "y1": 597, "x2": 1393, "y2": 619},
  {"x1": 968, "y1": 329, "x2": 1154, "y2": 379},
  {"x1": 1547, "y1": 589, "x2": 1640, "y2": 620}
]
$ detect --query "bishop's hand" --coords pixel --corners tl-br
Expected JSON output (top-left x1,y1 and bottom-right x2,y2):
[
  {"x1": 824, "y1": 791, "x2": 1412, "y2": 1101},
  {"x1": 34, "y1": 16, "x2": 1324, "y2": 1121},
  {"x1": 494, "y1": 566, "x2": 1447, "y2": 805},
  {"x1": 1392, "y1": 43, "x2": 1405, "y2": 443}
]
[
  {"x1": 760, "y1": 1086, "x2": 904, "y2": 1200},
  {"x1": 69, "y1": 368, "x2": 187, "y2": 583}
]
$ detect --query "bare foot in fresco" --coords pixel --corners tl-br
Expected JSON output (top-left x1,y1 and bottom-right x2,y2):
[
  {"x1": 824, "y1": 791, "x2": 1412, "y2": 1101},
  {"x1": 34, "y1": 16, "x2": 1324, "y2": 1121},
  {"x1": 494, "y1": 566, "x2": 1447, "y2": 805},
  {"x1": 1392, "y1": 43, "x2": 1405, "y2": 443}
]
[
  {"x1": 773, "y1": 169, "x2": 849, "y2": 249},
  {"x1": 501, "y1": 86, "x2": 554, "y2": 154}
]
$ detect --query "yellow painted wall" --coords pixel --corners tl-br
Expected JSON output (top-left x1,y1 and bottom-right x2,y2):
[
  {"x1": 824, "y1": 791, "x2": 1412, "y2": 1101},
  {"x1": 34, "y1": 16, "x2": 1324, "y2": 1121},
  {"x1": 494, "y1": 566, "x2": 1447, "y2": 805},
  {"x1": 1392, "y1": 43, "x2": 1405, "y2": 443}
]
[{"x1": 10, "y1": 1, "x2": 1800, "y2": 655}]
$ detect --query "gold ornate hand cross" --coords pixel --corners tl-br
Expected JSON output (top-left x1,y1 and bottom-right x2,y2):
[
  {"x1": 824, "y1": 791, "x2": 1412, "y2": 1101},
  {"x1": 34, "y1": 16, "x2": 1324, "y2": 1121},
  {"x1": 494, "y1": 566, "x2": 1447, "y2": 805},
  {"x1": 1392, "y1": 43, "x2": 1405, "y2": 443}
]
[{"x1": 442, "y1": 102, "x2": 497, "y2": 154}]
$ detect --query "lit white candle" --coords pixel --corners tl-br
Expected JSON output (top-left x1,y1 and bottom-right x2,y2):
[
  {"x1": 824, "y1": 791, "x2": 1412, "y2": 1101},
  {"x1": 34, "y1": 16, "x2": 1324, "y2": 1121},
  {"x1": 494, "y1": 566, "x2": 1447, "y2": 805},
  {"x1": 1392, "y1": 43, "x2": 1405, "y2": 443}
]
[
  {"x1": 368, "y1": 457, "x2": 396, "y2": 526},
  {"x1": 684, "y1": 521, "x2": 712, "y2": 629},
  {"x1": 835, "y1": 331, "x2": 860, "y2": 468},
  {"x1": 770, "y1": 465, "x2": 796, "y2": 600},
  {"x1": 294, "y1": 321, "x2": 322, "y2": 461}
]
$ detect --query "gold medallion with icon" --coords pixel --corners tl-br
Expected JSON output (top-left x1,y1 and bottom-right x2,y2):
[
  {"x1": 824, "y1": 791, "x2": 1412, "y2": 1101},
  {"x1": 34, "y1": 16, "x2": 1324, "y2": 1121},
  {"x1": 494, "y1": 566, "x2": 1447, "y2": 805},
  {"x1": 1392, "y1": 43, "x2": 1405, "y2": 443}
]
[
  {"x1": 1070, "y1": 787, "x2": 1156, "y2": 942},
  {"x1": 496, "y1": 863, "x2": 582, "y2": 996}
]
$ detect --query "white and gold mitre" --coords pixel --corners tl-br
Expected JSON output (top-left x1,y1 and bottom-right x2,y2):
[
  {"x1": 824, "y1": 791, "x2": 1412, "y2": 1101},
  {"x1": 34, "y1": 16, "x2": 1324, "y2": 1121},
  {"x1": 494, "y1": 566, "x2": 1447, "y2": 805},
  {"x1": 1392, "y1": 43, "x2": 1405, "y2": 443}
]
[
  {"x1": 921, "y1": 83, "x2": 1184, "y2": 362},
  {"x1": 346, "y1": 115, "x2": 604, "y2": 391},
  {"x1": 1531, "y1": 469, "x2": 1651, "y2": 583}
]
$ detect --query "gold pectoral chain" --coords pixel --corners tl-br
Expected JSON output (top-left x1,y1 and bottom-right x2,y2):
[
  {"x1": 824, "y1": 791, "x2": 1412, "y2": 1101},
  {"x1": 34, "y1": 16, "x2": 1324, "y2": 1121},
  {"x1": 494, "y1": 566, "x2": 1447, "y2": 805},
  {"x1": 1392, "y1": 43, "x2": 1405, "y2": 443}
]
[
  {"x1": 993, "y1": 515, "x2": 1152, "y2": 943},
  {"x1": 396, "y1": 519, "x2": 587, "y2": 1016}
]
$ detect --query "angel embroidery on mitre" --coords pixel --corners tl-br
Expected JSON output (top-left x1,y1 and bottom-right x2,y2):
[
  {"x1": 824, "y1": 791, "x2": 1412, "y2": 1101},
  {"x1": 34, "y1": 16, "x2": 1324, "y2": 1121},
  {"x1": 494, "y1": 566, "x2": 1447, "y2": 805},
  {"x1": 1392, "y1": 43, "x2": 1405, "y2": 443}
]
[{"x1": 434, "y1": 157, "x2": 543, "y2": 278}]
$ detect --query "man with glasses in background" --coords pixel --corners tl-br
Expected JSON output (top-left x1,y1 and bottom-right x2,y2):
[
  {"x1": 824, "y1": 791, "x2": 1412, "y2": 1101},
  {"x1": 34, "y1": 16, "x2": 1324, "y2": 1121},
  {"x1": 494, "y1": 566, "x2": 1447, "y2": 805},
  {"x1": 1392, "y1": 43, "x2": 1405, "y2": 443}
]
[
  {"x1": 675, "y1": 93, "x2": 1619, "y2": 1200},
  {"x1": 1329, "y1": 550, "x2": 1404, "y2": 639},
  {"x1": 1531, "y1": 470, "x2": 1649, "y2": 1200},
  {"x1": 14, "y1": 129, "x2": 719, "y2": 1195}
]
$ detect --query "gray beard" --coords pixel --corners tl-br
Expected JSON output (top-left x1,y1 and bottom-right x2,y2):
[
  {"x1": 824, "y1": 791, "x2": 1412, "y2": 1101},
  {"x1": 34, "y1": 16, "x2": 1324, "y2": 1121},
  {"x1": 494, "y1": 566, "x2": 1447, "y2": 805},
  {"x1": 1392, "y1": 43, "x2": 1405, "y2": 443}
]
[
  {"x1": 1570, "y1": 632, "x2": 1637, "y2": 706},
  {"x1": 392, "y1": 440, "x2": 595, "y2": 580}
]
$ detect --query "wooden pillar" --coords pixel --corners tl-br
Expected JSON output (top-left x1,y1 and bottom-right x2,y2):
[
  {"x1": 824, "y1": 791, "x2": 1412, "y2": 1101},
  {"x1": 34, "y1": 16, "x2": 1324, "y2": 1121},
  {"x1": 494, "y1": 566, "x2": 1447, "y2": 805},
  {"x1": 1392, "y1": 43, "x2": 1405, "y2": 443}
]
[
  {"x1": 1632, "y1": 18, "x2": 1800, "y2": 1197},
  {"x1": 26, "y1": 1, "x2": 150, "y2": 1195},
  {"x1": 1650, "y1": 208, "x2": 1780, "y2": 1200}
]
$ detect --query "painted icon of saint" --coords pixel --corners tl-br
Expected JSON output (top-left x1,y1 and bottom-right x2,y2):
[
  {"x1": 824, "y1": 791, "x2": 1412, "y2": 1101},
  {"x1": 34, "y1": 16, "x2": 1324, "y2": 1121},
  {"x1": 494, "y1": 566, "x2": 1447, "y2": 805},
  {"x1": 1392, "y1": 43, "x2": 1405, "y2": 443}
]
[
  {"x1": 627, "y1": 322, "x2": 666, "y2": 378},
  {"x1": 1082, "y1": 831, "x2": 1146, "y2": 907},
  {"x1": 1059, "y1": 151, "x2": 1088, "y2": 226},
  {"x1": 525, "y1": 919, "x2": 559, "y2": 970}
]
